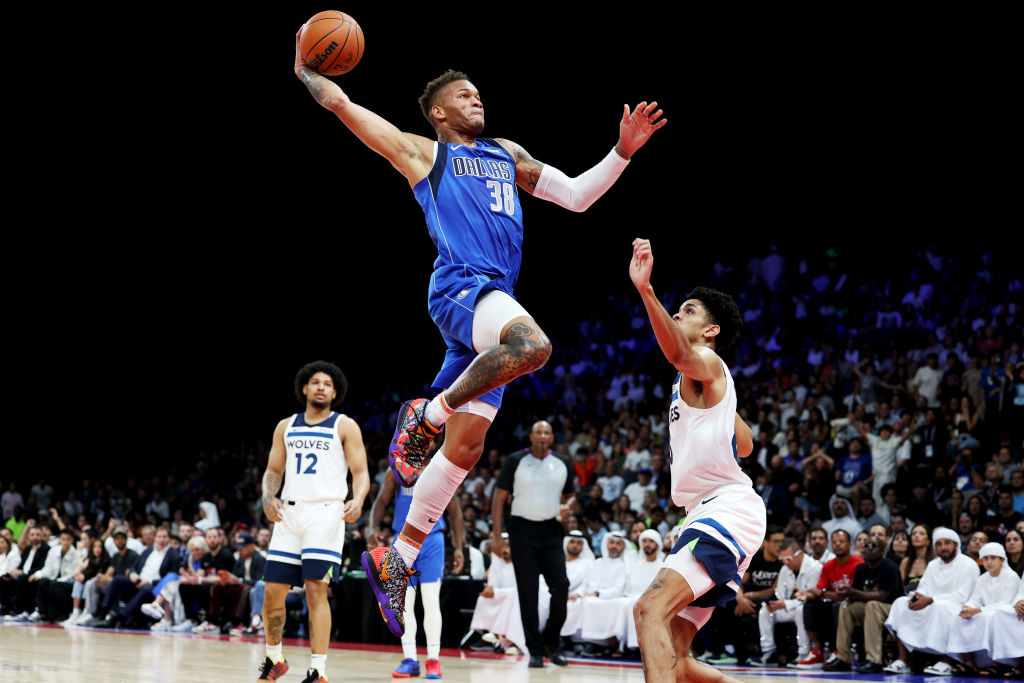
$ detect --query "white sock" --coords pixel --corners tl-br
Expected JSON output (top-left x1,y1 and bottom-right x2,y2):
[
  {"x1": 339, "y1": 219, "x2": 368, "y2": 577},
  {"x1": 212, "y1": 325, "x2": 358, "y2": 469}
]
[
  {"x1": 423, "y1": 394, "x2": 455, "y2": 426},
  {"x1": 266, "y1": 642, "x2": 283, "y2": 663},
  {"x1": 393, "y1": 534, "x2": 422, "y2": 568},
  {"x1": 404, "y1": 451, "x2": 470, "y2": 543},
  {"x1": 310, "y1": 653, "x2": 327, "y2": 676},
  {"x1": 421, "y1": 580, "x2": 442, "y2": 660},
  {"x1": 401, "y1": 585, "x2": 418, "y2": 659}
]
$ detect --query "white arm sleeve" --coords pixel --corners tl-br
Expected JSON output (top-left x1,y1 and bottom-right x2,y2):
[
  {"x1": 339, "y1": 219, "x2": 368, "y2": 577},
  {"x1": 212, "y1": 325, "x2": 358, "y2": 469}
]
[{"x1": 531, "y1": 148, "x2": 629, "y2": 212}]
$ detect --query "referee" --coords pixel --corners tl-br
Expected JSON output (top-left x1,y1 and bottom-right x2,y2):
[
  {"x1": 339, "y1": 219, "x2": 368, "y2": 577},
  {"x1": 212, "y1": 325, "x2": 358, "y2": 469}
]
[{"x1": 491, "y1": 420, "x2": 574, "y2": 668}]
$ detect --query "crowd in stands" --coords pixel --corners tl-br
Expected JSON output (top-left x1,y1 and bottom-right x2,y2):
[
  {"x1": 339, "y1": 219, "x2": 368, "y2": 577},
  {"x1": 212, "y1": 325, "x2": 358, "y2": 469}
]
[{"x1": 2, "y1": 232, "x2": 1023, "y2": 674}]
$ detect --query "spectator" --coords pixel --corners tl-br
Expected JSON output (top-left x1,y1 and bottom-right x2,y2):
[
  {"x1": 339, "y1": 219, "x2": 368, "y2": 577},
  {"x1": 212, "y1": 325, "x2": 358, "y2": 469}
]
[
  {"x1": 805, "y1": 525, "x2": 834, "y2": 565},
  {"x1": 1004, "y1": 529, "x2": 1024, "y2": 578},
  {"x1": 823, "y1": 536, "x2": 903, "y2": 673},
  {"x1": 577, "y1": 531, "x2": 629, "y2": 657},
  {"x1": 2, "y1": 483, "x2": 24, "y2": 521},
  {"x1": 947, "y1": 542, "x2": 1022, "y2": 675},
  {"x1": 81, "y1": 527, "x2": 138, "y2": 625},
  {"x1": 965, "y1": 531, "x2": 989, "y2": 570},
  {"x1": 887, "y1": 529, "x2": 909, "y2": 565},
  {"x1": 833, "y1": 438, "x2": 872, "y2": 505},
  {"x1": 559, "y1": 530, "x2": 595, "y2": 647},
  {"x1": 754, "y1": 536, "x2": 822, "y2": 667},
  {"x1": 801, "y1": 529, "x2": 863, "y2": 668},
  {"x1": 856, "y1": 497, "x2": 885, "y2": 531},
  {"x1": 30, "y1": 528, "x2": 80, "y2": 623},
  {"x1": 30, "y1": 478, "x2": 55, "y2": 515},
  {"x1": 94, "y1": 526, "x2": 175, "y2": 628},
  {"x1": 994, "y1": 486, "x2": 1023, "y2": 542},
  {"x1": 883, "y1": 527, "x2": 980, "y2": 674},
  {"x1": 3, "y1": 525, "x2": 50, "y2": 620},
  {"x1": 62, "y1": 538, "x2": 109, "y2": 626},
  {"x1": 0, "y1": 533, "x2": 22, "y2": 615},
  {"x1": 822, "y1": 496, "x2": 862, "y2": 552},
  {"x1": 469, "y1": 534, "x2": 525, "y2": 656},
  {"x1": 913, "y1": 353, "x2": 943, "y2": 408},
  {"x1": 595, "y1": 460, "x2": 625, "y2": 504},
  {"x1": 623, "y1": 469, "x2": 656, "y2": 515}
]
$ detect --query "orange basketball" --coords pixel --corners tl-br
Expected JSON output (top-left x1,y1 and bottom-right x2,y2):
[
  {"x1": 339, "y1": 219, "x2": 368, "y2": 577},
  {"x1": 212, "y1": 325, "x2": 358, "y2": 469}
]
[{"x1": 299, "y1": 11, "x2": 364, "y2": 76}]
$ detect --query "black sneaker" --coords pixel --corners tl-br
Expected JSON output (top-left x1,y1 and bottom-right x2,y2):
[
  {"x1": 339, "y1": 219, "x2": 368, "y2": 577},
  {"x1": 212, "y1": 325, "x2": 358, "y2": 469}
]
[
  {"x1": 300, "y1": 668, "x2": 327, "y2": 683},
  {"x1": 823, "y1": 656, "x2": 851, "y2": 672},
  {"x1": 856, "y1": 661, "x2": 884, "y2": 674},
  {"x1": 256, "y1": 657, "x2": 289, "y2": 681}
]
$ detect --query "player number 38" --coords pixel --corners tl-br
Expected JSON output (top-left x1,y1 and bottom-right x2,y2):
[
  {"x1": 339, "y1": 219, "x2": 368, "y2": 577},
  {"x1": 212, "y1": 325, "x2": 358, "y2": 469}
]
[{"x1": 486, "y1": 180, "x2": 515, "y2": 216}]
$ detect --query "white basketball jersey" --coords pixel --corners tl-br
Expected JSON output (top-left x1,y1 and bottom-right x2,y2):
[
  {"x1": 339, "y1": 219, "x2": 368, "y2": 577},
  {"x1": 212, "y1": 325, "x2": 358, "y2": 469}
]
[
  {"x1": 280, "y1": 412, "x2": 349, "y2": 503},
  {"x1": 668, "y1": 360, "x2": 752, "y2": 510}
]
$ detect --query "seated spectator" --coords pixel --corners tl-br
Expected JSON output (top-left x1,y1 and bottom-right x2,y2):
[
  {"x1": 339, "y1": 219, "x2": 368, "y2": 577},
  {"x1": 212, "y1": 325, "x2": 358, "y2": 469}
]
[
  {"x1": 883, "y1": 527, "x2": 980, "y2": 674},
  {"x1": 180, "y1": 527, "x2": 237, "y2": 633},
  {"x1": 799, "y1": 529, "x2": 863, "y2": 669},
  {"x1": 994, "y1": 486, "x2": 1023, "y2": 541},
  {"x1": 469, "y1": 533, "x2": 525, "y2": 656},
  {"x1": 2, "y1": 483, "x2": 24, "y2": 522},
  {"x1": 81, "y1": 527, "x2": 138, "y2": 625},
  {"x1": 578, "y1": 531, "x2": 630, "y2": 656},
  {"x1": 857, "y1": 497, "x2": 885, "y2": 531},
  {"x1": 822, "y1": 496, "x2": 862, "y2": 552},
  {"x1": 823, "y1": 536, "x2": 903, "y2": 673},
  {"x1": 558, "y1": 530, "x2": 595, "y2": 647},
  {"x1": 31, "y1": 528, "x2": 80, "y2": 623},
  {"x1": 834, "y1": 437, "x2": 872, "y2": 506},
  {"x1": 805, "y1": 525, "x2": 834, "y2": 565},
  {"x1": 947, "y1": 542, "x2": 1023, "y2": 675},
  {"x1": 886, "y1": 529, "x2": 909, "y2": 566},
  {"x1": 622, "y1": 470, "x2": 656, "y2": 517},
  {"x1": 853, "y1": 531, "x2": 870, "y2": 559},
  {"x1": 754, "y1": 536, "x2": 822, "y2": 667},
  {"x1": 900, "y1": 523, "x2": 934, "y2": 594},
  {"x1": 0, "y1": 533, "x2": 22, "y2": 615},
  {"x1": 3, "y1": 525, "x2": 50, "y2": 620},
  {"x1": 144, "y1": 534, "x2": 209, "y2": 631},
  {"x1": 62, "y1": 538, "x2": 109, "y2": 626},
  {"x1": 93, "y1": 526, "x2": 175, "y2": 627},
  {"x1": 965, "y1": 531, "x2": 989, "y2": 570},
  {"x1": 595, "y1": 460, "x2": 625, "y2": 504}
]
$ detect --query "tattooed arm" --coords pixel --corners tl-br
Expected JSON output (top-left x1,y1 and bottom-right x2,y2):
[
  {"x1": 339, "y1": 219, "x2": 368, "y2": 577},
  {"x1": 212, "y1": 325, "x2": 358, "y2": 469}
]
[
  {"x1": 494, "y1": 103, "x2": 664, "y2": 209},
  {"x1": 262, "y1": 419, "x2": 288, "y2": 523},
  {"x1": 293, "y1": 28, "x2": 432, "y2": 186}
]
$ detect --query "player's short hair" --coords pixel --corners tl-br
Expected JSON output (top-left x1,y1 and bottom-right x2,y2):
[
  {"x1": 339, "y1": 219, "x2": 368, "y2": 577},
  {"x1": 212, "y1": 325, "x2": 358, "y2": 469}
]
[
  {"x1": 831, "y1": 528, "x2": 852, "y2": 543},
  {"x1": 294, "y1": 360, "x2": 348, "y2": 409},
  {"x1": 418, "y1": 69, "x2": 471, "y2": 127},
  {"x1": 686, "y1": 286, "x2": 742, "y2": 349},
  {"x1": 781, "y1": 536, "x2": 801, "y2": 551}
]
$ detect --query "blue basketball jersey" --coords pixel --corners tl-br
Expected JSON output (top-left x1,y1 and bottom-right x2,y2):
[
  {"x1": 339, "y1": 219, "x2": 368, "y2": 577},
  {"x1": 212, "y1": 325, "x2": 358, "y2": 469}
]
[
  {"x1": 413, "y1": 138, "x2": 524, "y2": 295},
  {"x1": 392, "y1": 482, "x2": 446, "y2": 536}
]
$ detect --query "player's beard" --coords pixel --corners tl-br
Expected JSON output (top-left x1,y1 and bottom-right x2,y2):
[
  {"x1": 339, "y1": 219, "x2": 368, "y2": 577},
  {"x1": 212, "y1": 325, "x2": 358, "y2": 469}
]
[{"x1": 309, "y1": 398, "x2": 331, "y2": 410}]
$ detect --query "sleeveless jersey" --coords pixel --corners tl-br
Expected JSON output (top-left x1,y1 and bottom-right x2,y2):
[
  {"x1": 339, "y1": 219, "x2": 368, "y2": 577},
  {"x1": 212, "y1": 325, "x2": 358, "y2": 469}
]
[
  {"x1": 392, "y1": 483, "x2": 446, "y2": 536},
  {"x1": 668, "y1": 360, "x2": 752, "y2": 510},
  {"x1": 412, "y1": 139, "x2": 524, "y2": 295},
  {"x1": 280, "y1": 412, "x2": 349, "y2": 503}
]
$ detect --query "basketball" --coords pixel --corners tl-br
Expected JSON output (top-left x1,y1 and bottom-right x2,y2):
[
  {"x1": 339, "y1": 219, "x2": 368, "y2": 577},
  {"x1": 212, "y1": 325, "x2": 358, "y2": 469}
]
[
  {"x1": 369, "y1": 545, "x2": 388, "y2": 571},
  {"x1": 299, "y1": 11, "x2": 364, "y2": 76}
]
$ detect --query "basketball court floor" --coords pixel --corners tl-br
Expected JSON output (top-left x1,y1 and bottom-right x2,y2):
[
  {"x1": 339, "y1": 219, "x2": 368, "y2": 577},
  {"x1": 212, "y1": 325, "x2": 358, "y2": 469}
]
[{"x1": 0, "y1": 621, "x2": 1005, "y2": 682}]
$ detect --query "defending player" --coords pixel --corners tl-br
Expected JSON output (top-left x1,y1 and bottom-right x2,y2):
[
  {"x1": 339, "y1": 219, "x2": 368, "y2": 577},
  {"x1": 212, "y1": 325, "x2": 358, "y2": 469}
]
[
  {"x1": 367, "y1": 458, "x2": 465, "y2": 679},
  {"x1": 627, "y1": 238, "x2": 766, "y2": 683},
  {"x1": 293, "y1": 29, "x2": 666, "y2": 638},
  {"x1": 256, "y1": 361, "x2": 370, "y2": 683}
]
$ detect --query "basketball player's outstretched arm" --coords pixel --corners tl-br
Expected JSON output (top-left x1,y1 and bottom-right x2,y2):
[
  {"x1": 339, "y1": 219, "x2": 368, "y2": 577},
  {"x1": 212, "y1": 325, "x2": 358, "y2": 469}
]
[
  {"x1": 629, "y1": 238, "x2": 722, "y2": 383},
  {"x1": 294, "y1": 30, "x2": 433, "y2": 186},
  {"x1": 340, "y1": 416, "x2": 370, "y2": 523},
  {"x1": 262, "y1": 419, "x2": 289, "y2": 523},
  {"x1": 495, "y1": 102, "x2": 665, "y2": 211}
]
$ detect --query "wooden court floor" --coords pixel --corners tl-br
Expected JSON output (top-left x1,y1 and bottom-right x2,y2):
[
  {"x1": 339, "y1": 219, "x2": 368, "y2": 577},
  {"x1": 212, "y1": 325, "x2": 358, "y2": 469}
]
[{"x1": 0, "y1": 622, "x2": 991, "y2": 682}]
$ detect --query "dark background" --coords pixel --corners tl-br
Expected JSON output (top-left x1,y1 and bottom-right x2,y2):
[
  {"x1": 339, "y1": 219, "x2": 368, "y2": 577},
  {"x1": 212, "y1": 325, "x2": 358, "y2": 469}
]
[{"x1": 14, "y1": 7, "x2": 1020, "y2": 482}]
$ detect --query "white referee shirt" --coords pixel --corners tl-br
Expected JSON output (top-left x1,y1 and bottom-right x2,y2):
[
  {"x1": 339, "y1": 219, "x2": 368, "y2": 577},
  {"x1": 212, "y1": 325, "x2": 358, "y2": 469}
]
[{"x1": 496, "y1": 449, "x2": 573, "y2": 521}]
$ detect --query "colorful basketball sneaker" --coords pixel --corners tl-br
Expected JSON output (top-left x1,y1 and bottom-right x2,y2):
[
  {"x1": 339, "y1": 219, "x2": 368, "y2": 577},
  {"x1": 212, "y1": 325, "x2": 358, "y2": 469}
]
[
  {"x1": 362, "y1": 545, "x2": 417, "y2": 638},
  {"x1": 424, "y1": 658, "x2": 442, "y2": 679},
  {"x1": 392, "y1": 658, "x2": 421, "y2": 678},
  {"x1": 389, "y1": 399, "x2": 441, "y2": 487},
  {"x1": 300, "y1": 668, "x2": 327, "y2": 683},
  {"x1": 256, "y1": 656, "x2": 289, "y2": 681}
]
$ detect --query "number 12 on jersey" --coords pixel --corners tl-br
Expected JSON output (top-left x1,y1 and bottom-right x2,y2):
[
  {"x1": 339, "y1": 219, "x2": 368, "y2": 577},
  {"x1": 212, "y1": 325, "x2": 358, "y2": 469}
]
[
  {"x1": 294, "y1": 452, "x2": 318, "y2": 474},
  {"x1": 486, "y1": 180, "x2": 515, "y2": 216}
]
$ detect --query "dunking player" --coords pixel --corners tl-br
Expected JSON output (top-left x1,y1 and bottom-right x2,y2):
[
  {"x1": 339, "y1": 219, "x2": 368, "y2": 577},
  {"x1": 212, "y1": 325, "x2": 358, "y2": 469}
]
[
  {"x1": 293, "y1": 29, "x2": 666, "y2": 638},
  {"x1": 256, "y1": 361, "x2": 370, "y2": 683},
  {"x1": 367, "y1": 459, "x2": 465, "y2": 679},
  {"x1": 628, "y1": 238, "x2": 766, "y2": 683}
]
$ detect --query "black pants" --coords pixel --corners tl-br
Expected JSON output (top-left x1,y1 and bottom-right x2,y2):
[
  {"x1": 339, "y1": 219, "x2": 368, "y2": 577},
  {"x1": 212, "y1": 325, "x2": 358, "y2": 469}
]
[
  {"x1": 36, "y1": 579, "x2": 73, "y2": 621},
  {"x1": 803, "y1": 599, "x2": 840, "y2": 652},
  {"x1": 2, "y1": 574, "x2": 41, "y2": 614},
  {"x1": 507, "y1": 516, "x2": 569, "y2": 656}
]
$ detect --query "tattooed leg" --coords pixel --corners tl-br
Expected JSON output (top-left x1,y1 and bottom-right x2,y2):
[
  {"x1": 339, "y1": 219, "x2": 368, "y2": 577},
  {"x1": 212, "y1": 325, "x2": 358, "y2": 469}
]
[
  {"x1": 443, "y1": 316, "x2": 551, "y2": 409},
  {"x1": 263, "y1": 582, "x2": 290, "y2": 647}
]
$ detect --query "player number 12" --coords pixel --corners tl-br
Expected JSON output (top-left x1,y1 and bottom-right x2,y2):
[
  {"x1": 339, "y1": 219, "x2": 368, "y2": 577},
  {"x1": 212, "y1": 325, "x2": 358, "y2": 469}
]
[{"x1": 294, "y1": 452, "x2": 318, "y2": 475}]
